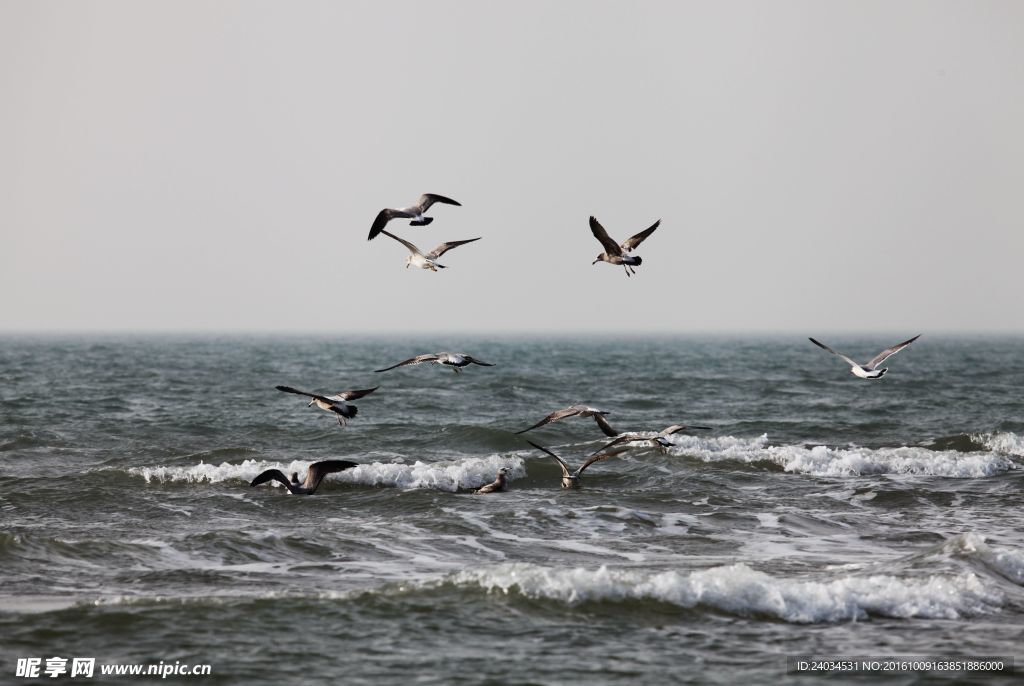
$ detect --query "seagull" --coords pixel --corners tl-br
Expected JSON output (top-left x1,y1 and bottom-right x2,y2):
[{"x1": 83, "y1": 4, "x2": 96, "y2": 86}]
[
  {"x1": 526, "y1": 441, "x2": 628, "y2": 489},
  {"x1": 275, "y1": 385, "x2": 379, "y2": 426},
  {"x1": 474, "y1": 467, "x2": 509, "y2": 494},
  {"x1": 514, "y1": 405, "x2": 618, "y2": 437},
  {"x1": 378, "y1": 230, "x2": 480, "y2": 271},
  {"x1": 589, "y1": 216, "x2": 660, "y2": 276},
  {"x1": 374, "y1": 352, "x2": 495, "y2": 374},
  {"x1": 367, "y1": 193, "x2": 461, "y2": 240},
  {"x1": 250, "y1": 459, "x2": 359, "y2": 495},
  {"x1": 597, "y1": 424, "x2": 712, "y2": 453},
  {"x1": 808, "y1": 335, "x2": 922, "y2": 379}
]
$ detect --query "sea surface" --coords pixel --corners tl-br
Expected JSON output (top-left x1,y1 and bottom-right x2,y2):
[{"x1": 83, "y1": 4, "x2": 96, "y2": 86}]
[{"x1": 1, "y1": 336, "x2": 1022, "y2": 685}]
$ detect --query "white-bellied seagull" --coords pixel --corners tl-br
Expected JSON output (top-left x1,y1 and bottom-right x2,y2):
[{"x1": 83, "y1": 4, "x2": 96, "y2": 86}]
[
  {"x1": 598, "y1": 424, "x2": 712, "y2": 453},
  {"x1": 474, "y1": 467, "x2": 509, "y2": 494},
  {"x1": 526, "y1": 440, "x2": 628, "y2": 489},
  {"x1": 378, "y1": 230, "x2": 480, "y2": 271},
  {"x1": 589, "y1": 216, "x2": 660, "y2": 277},
  {"x1": 367, "y1": 193, "x2": 461, "y2": 240},
  {"x1": 515, "y1": 405, "x2": 618, "y2": 437},
  {"x1": 275, "y1": 385, "x2": 379, "y2": 426},
  {"x1": 250, "y1": 459, "x2": 359, "y2": 495},
  {"x1": 808, "y1": 335, "x2": 921, "y2": 379},
  {"x1": 374, "y1": 352, "x2": 494, "y2": 374}
]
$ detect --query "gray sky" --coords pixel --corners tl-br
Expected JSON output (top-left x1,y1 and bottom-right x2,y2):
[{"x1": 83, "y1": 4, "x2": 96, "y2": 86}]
[{"x1": 2, "y1": 1, "x2": 1022, "y2": 334}]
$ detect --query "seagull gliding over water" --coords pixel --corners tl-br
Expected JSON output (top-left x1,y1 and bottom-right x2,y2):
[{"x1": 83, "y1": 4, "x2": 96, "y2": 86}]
[
  {"x1": 374, "y1": 352, "x2": 495, "y2": 374},
  {"x1": 526, "y1": 441, "x2": 629, "y2": 489},
  {"x1": 379, "y1": 230, "x2": 481, "y2": 271},
  {"x1": 515, "y1": 405, "x2": 619, "y2": 437},
  {"x1": 275, "y1": 385, "x2": 379, "y2": 426},
  {"x1": 808, "y1": 335, "x2": 921, "y2": 379}
]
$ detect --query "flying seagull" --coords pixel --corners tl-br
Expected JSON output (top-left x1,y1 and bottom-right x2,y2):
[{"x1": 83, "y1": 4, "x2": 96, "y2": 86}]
[
  {"x1": 589, "y1": 216, "x2": 660, "y2": 276},
  {"x1": 374, "y1": 352, "x2": 494, "y2": 374},
  {"x1": 367, "y1": 193, "x2": 461, "y2": 240},
  {"x1": 250, "y1": 459, "x2": 359, "y2": 495},
  {"x1": 808, "y1": 335, "x2": 922, "y2": 379},
  {"x1": 474, "y1": 467, "x2": 509, "y2": 494},
  {"x1": 526, "y1": 440, "x2": 628, "y2": 489},
  {"x1": 598, "y1": 424, "x2": 712, "y2": 453},
  {"x1": 515, "y1": 405, "x2": 618, "y2": 437},
  {"x1": 275, "y1": 385, "x2": 379, "y2": 426},
  {"x1": 378, "y1": 230, "x2": 480, "y2": 271}
]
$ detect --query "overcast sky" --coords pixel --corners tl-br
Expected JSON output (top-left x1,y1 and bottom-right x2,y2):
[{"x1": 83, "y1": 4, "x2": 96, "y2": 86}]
[{"x1": 2, "y1": 1, "x2": 1022, "y2": 335}]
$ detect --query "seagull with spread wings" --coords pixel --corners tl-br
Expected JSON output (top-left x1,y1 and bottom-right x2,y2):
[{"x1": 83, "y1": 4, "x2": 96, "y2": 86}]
[
  {"x1": 275, "y1": 385, "x2": 379, "y2": 426},
  {"x1": 250, "y1": 459, "x2": 359, "y2": 495},
  {"x1": 367, "y1": 193, "x2": 461, "y2": 240},
  {"x1": 374, "y1": 352, "x2": 495, "y2": 374},
  {"x1": 378, "y1": 230, "x2": 480, "y2": 271},
  {"x1": 589, "y1": 216, "x2": 660, "y2": 276},
  {"x1": 514, "y1": 405, "x2": 618, "y2": 437},
  {"x1": 598, "y1": 424, "x2": 712, "y2": 453},
  {"x1": 526, "y1": 441, "x2": 628, "y2": 489},
  {"x1": 808, "y1": 335, "x2": 921, "y2": 379}
]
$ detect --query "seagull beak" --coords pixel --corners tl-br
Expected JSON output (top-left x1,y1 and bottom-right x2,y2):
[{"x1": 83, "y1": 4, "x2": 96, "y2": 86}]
[{"x1": 307, "y1": 400, "x2": 315, "y2": 407}]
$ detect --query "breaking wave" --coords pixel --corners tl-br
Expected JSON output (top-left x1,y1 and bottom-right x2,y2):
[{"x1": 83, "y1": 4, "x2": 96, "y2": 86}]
[
  {"x1": 128, "y1": 454, "x2": 525, "y2": 492},
  {"x1": 447, "y1": 562, "x2": 1005, "y2": 623},
  {"x1": 664, "y1": 434, "x2": 1017, "y2": 477}
]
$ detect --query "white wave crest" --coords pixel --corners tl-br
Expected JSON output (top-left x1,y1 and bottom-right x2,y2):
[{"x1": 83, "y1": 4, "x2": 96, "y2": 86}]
[
  {"x1": 948, "y1": 533, "x2": 1024, "y2": 586},
  {"x1": 129, "y1": 454, "x2": 524, "y2": 492},
  {"x1": 972, "y1": 431, "x2": 1024, "y2": 457},
  {"x1": 449, "y1": 562, "x2": 1003, "y2": 623},
  {"x1": 664, "y1": 434, "x2": 1016, "y2": 477}
]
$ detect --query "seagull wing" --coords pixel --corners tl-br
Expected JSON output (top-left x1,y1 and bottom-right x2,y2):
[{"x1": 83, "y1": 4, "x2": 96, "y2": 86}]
[
  {"x1": 333, "y1": 386, "x2": 380, "y2": 401},
  {"x1": 464, "y1": 355, "x2": 495, "y2": 367},
  {"x1": 275, "y1": 385, "x2": 331, "y2": 404},
  {"x1": 808, "y1": 338, "x2": 861, "y2": 368},
  {"x1": 374, "y1": 353, "x2": 442, "y2": 373},
  {"x1": 620, "y1": 219, "x2": 660, "y2": 251},
  {"x1": 659, "y1": 424, "x2": 712, "y2": 436},
  {"x1": 589, "y1": 216, "x2": 622, "y2": 256},
  {"x1": 418, "y1": 193, "x2": 461, "y2": 210},
  {"x1": 576, "y1": 447, "x2": 629, "y2": 476},
  {"x1": 304, "y1": 459, "x2": 359, "y2": 492},
  {"x1": 866, "y1": 334, "x2": 921, "y2": 370},
  {"x1": 425, "y1": 237, "x2": 482, "y2": 260},
  {"x1": 596, "y1": 434, "x2": 638, "y2": 452},
  {"x1": 526, "y1": 441, "x2": 571, "y2": 480},
  {"x1": 369, "y1": 208, "x2": 415, "y2": 241},
  {"x1": 592, "y1": 412, "x2": 619, "y2": 437},
  {"x1": 380, "y1": 230, "x2": 424, "y2": 257},
  {"x1": 514, "y1": 406, "x2": 583, "y2": 434},
  {"x1": 250, "y1": 469, "x2": 297, "y2": 493}
]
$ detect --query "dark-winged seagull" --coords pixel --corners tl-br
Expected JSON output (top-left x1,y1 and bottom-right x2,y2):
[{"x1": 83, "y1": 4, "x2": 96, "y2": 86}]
[
  {"x1": 275, "y1": 385, "x2": 378, "y2": 426},
  {"x1": 378, "y1": 230, "x2": 481, "y2": 271},
  {"x1": 808, "y1": 334, "x2": 921, "y2": 379},
  {"x1": 526, "y1": 440, "x2": 628, "y2": 489},
  {"x1": 589, "y1": 216, "x2": 660, "y2": 277},
  {"x1": 474, "y1": 467, "x2": 509, "y2": 494},
  {"x1": 374, "y1": 352, "x2": 494, "y2": 374},
  {"x1": 250, "y1": 459, "x2": 358, "y2": 495},
  {"x1": 367, "y1": 193, "x2": 461, "y2": 240},
  {"x1": 598, "y1": 424, "x2": 712, "y2": 453},
  {"x1": 515, "y1": 405, "x2": 618, "y2": 437}
]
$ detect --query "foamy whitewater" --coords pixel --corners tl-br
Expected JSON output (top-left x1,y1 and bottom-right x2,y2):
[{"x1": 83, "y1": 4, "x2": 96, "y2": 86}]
[{"x1": 1, "y1": 336, "x2": 1022, "y2": 684}]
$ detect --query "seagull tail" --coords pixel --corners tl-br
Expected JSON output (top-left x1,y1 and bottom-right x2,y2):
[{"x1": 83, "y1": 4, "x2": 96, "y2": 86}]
[{"x1": 409, "y1": 217, "x2": 433, "y2": 227}]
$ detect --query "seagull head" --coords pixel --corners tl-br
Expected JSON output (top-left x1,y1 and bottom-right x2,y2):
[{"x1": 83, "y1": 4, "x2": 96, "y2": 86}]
[
  {"x1": 307, "y1": 399, "x2": 316, "y2": 407},
  {"x1": 405, "y1": 256, "x2": 412, "y2": 268}
]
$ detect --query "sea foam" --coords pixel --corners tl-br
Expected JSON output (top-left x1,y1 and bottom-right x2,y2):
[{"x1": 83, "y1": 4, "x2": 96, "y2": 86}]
[{"x1": 664, "y1": 434, "x2": 1017, "y2": 478}]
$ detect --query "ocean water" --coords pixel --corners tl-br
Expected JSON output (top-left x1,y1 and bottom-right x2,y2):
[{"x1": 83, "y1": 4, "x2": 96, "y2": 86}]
[{"x1": 0, "y1": 335, "x2": 1021, "y2": 685}]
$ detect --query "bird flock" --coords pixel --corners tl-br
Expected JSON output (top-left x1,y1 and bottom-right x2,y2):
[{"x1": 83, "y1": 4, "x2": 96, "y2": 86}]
[{"x1": 250, "y1": 192, "x2": 923, "y2": 495}]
